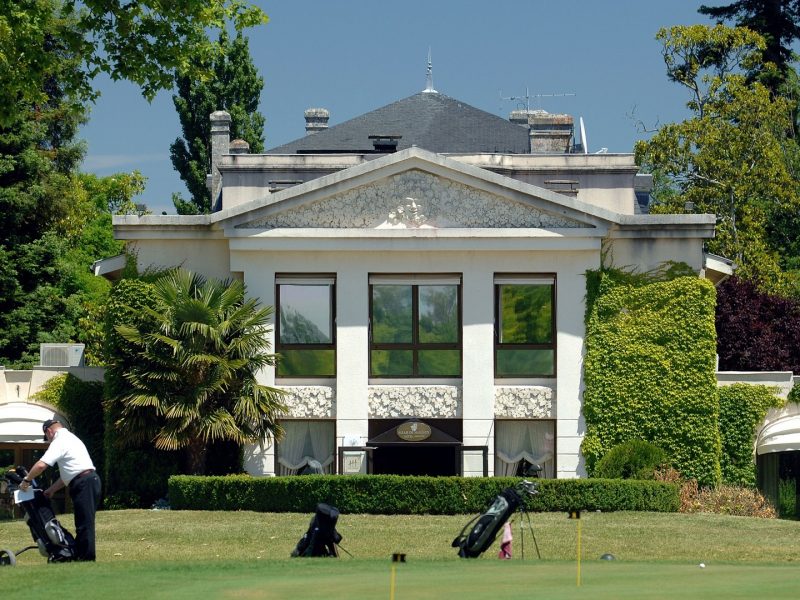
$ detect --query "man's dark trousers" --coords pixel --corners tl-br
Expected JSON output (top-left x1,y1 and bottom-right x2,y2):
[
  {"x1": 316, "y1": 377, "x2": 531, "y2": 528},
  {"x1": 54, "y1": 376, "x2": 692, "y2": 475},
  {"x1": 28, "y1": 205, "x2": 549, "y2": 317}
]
[{"x1": 69, "y1": 472, "x2": 101, "y2": 561}]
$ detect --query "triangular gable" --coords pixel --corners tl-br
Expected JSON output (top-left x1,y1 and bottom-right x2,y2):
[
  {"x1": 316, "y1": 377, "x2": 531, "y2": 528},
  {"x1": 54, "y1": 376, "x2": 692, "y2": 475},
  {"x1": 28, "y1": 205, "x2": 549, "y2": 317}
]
[
  {"x1": 240, "y1": 169, "x2": 586, "y2": 229},
  {"x1": 213, "y1": 147, "x2": 617, "y2": 231}
]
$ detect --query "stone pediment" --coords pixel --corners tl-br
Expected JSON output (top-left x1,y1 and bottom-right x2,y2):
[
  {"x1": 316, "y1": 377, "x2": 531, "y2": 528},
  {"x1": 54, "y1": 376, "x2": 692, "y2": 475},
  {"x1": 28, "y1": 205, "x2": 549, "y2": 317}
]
[{"x1": 239, "y1": 170, "x2": 588, "y2": 229}]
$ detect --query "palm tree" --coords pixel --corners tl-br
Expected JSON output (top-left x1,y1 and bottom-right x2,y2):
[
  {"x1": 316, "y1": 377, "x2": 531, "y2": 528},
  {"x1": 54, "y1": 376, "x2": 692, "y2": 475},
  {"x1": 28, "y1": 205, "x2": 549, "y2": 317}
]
[{"x1": 114, "y1": 269, "x2": 286, "y2": 474}]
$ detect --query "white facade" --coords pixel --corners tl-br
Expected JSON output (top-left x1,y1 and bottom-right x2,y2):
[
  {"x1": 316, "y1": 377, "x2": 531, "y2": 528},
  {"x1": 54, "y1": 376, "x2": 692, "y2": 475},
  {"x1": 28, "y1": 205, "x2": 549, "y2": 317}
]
[{"x1": 114, "y1": 146, "x2": 715, "y2": 478}]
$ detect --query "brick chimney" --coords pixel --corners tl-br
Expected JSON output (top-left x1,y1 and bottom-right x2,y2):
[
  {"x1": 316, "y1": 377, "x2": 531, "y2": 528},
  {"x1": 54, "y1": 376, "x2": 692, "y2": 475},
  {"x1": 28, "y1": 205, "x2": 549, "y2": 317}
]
[
  {"x1": 208, "y1": 110, "x2": 231, "y2": 212},
  {"x1": 528, "y1": 110, "x2": 574, "y2": 154},
  {"x1": 508, "y1": 110, "x2": 530, "y2": 127},
  {"x1": 304, "y1": 108, "x2": 329, "y2": 135}
]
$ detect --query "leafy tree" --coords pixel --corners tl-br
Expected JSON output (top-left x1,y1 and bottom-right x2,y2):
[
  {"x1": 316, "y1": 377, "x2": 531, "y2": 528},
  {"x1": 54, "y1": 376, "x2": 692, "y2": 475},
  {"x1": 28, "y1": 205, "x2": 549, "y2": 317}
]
[
  {"x1": 0, "y1": 101, "x2": 86, "y2": 247},
  {"x1": 636, "y1": 25, "x2": 800, "y2": 295},
  {"x1": 0, "y1": 0, "x2": 268, "y2": 125},
  {"x1": 112, "y1": 269, "x2": 286, "y2": 475},
  {"x1": 699, "y1": 0, "x2": 800, "y2": 92},
  {"x1": 79, "y1": 171, "x2": 147, "y2": 216},
  {"x1": 0, "y1": 165, "x2": 142, "y2": 367},
  {"x1": 170, "y1": 30, "x2": 265, "y2": 214},
  {"x1": 716, "y1": 276, "x2": 800, "y2": 372},
  {"x1": 0, "y1": 2, "x2": 267, "y2": 367}
]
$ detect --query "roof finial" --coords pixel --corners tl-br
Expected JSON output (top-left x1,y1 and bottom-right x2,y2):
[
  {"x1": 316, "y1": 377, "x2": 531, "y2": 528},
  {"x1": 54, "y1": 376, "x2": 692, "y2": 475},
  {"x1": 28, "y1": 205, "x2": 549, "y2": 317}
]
[{"x1": 423, "y1": 47, "x2": 437, "y2": 93}]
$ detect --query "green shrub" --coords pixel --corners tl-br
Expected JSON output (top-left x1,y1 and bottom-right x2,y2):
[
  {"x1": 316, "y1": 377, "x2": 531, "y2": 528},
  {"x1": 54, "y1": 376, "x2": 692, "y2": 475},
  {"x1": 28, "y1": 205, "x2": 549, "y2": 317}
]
[
  {"x1": 583, "y1": 269, "x2": 721, "y2": 486},
  {"x1": 168, "y1": 475, "x2": 680, "y2": 514},
  {"x1": 103, "y1": 492, "x2": 142, "y2": 511},
  {"x1": 594, "y1": 440, "x2": 668, "y2": 480},
  {"x1": 778, "y1": 478, "x2": 796, "y2": 519}
]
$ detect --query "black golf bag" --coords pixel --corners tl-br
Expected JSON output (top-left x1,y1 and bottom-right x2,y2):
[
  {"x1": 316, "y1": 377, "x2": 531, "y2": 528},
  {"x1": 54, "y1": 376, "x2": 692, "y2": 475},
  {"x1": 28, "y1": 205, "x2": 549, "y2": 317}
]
[
  {"x1": 1, "y1": 467, "x2": 76, "y2": 565},
  {"x1": 291, "y1": 503, "x2": 343, "y2": 557},
  {"x1": 452, "y1": 486, "x2": 524, "y2": 558}
]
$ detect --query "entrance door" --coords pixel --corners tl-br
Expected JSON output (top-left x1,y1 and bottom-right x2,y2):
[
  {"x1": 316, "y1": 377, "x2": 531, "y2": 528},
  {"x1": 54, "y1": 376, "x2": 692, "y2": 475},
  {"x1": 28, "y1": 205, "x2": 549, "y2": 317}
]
[{"x1": 372, "y1": 445, "x2": 457, "y2": 476}]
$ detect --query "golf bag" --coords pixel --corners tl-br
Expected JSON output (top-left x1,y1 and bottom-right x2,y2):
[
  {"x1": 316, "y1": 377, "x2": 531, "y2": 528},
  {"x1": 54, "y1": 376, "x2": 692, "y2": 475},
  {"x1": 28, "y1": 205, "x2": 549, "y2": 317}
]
[
  {"x1": 291, "y1": 503, "x2": 343, "y2": 557},
  {"x1": 2, "y1": 467, "x2": 76, "y2": 564},
  {"x1": 452, "y1": 486, "x2": 524, "y2": 558}
]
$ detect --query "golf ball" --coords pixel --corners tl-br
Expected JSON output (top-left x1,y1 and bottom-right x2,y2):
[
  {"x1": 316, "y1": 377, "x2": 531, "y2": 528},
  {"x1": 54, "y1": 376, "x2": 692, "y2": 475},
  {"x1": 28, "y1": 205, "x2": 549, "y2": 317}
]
[{"x1": 699, "y1": 563, "x2": 706, "y2": 568}]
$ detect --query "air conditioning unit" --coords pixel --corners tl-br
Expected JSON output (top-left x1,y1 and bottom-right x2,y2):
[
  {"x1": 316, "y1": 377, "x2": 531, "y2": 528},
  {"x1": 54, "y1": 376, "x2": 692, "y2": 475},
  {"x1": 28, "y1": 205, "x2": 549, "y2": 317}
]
[{"x1": 39, "y1": 343, "x2": 85, "y2": 367}]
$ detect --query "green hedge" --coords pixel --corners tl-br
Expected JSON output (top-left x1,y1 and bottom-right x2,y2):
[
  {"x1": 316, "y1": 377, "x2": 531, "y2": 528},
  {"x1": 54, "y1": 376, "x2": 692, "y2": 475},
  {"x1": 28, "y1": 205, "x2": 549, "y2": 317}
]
[
  {"x1": 583, "y1": 270, "x2": 721, "y2": 486},
  {"x1": 169, "y1": 475, "x2": 679, "y2": 514}
]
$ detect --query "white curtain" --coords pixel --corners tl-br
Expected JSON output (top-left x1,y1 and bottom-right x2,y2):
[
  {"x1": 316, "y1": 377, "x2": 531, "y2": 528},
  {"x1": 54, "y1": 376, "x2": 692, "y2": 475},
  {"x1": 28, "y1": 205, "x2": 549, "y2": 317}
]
[
  {"x1": 495, "y1": 421, "x2": 555, "y2": 478},
  {"x1": 308, "y1": 421, "x2": 335, "y2": 474},
  {"x1": 277, "y1": 421, "x2": 335, "y2": 475}
]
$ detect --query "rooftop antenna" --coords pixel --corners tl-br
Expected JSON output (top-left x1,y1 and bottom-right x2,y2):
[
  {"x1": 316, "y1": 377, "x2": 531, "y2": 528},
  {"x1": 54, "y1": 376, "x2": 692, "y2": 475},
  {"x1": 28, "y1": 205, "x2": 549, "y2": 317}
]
[
  {"x1": 423, "y1": 48, "x2": 437, "y2": 93},
  {"x1": 500, "y1": 87, "x2": 576, "y2": 112}
]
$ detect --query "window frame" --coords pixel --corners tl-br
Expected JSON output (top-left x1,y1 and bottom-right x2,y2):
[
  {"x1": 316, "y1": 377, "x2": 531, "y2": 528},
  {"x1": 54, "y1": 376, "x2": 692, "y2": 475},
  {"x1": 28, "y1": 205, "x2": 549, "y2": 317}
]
[
  {"x1": 275, "y1": 418, "x2": 337, "y2": 475},
  {"x1": 368, "y1": 274, "x2": 463, "y2": 378},
  {"x1": 494, "y1": 418, "x2": 557, "y2": 478},
  {"x1": 494, "y1": 273, "x2": 556, "y2": 378},
  {"x1": 275, "y1": 274, "x2": 337, "y2": 379}
]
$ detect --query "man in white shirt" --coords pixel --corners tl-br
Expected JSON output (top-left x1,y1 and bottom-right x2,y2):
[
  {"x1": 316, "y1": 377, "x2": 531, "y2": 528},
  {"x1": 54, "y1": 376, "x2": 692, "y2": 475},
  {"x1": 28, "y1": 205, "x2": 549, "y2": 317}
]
[{"x1": 18, "y1": 419, "x2": 101, "y2": 561}]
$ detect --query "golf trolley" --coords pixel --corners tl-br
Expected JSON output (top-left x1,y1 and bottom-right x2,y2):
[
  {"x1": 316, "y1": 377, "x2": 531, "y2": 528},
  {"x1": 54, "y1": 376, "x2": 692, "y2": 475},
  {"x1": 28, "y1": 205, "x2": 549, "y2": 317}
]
[
  {"x1": 452, "y1": 476, "x2": 541, "y2": 559},
  {"x1": 0, "y1": 467, "x2": 76, "y2": 566}
]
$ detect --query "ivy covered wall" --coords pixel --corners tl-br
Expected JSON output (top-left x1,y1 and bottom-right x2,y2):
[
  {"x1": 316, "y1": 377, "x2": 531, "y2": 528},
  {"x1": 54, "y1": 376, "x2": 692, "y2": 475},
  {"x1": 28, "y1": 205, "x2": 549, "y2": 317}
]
[
  {"x1": 719, "y1": 383, "x2": 784, "y2": 486},
  {"x1": 582, "y1": 271, "x2": 721, "y2": 486}
]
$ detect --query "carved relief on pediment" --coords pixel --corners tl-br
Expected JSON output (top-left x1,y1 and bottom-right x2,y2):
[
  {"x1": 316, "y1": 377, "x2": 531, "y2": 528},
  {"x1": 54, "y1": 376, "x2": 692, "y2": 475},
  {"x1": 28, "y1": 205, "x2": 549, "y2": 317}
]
[{"x1": 242, "y1": 170, "x2": 585, "y2": 229}]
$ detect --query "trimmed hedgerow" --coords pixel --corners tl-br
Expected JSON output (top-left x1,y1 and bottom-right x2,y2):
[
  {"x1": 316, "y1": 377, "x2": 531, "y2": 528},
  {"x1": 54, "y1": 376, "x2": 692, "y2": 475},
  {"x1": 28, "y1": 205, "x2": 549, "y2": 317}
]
[
  {"x1": 583, "y1": 271, "x2": 721, "y2": 486},
  {"x1": 168, "y1": 475, "x2": 679, "y2": 514},
  {"x1": 718, "y1": 383, "x2": 784, "y2": 486}
]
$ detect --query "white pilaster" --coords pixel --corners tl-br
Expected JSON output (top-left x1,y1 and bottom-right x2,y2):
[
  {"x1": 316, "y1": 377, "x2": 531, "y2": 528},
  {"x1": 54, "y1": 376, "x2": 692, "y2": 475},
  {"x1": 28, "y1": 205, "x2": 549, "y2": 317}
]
[{"x1": 461, "y1": 267, "x2": 495, "y2": 476}]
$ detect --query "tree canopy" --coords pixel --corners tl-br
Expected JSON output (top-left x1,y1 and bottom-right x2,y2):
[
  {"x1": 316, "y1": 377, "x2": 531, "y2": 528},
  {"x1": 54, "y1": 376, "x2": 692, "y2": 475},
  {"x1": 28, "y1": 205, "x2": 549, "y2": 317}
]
[
  {"x1": 636, "y1": 24, "x2": 800, "y2": 295},
  {"x1": 170, "y1": 30, "x2": 265, "y2": 214},
  {"x1": 700, "y1": 0, "x2": 800, "y2": 91},
  {"x1": 0, "y1": 0, "x2": 268, "y2": 125},
  {"x1": 0, "y1": 51, "x2": 138, "y2": 366}
]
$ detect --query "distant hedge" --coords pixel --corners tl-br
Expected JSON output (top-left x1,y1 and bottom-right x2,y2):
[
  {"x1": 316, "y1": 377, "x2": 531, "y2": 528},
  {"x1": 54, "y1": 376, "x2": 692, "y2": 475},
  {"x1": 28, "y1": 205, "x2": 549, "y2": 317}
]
[{"x1": 168, "y1": 475, "x2": 680, "y2": 514}]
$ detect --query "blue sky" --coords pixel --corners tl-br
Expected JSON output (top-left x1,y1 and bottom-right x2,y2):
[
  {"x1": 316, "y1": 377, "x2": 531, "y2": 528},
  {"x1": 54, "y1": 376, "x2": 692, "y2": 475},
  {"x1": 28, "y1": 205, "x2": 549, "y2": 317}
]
[{"x1": 80, "y1": 1, "x2": 710, "y2": 214}]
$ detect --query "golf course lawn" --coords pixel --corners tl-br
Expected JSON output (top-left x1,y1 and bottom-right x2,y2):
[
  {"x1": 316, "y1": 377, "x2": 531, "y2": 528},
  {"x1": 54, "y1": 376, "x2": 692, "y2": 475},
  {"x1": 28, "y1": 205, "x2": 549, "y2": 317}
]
[{"x1": 1, "y1": 509, "x2": 799, "y2": 599}]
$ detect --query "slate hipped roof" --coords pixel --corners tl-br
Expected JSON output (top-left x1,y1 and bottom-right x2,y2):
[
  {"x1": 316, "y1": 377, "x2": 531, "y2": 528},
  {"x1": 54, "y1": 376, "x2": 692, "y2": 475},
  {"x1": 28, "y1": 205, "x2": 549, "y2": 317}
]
[{"x1": 267, "y1": 92, "x2": 532, "y2": 155}]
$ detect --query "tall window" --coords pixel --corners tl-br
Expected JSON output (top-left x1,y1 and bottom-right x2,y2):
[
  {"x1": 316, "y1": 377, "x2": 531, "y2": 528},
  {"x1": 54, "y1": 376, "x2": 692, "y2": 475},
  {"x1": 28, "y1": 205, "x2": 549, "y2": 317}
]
[
  {"x1": 495, "y1": 420, "x2": 555, "y2": 478},
  {"x1": 276, "y1": 420, "x2": 336, "y2": 475},
  {"x1": 276, "y1": 275, "x2": 335, "y2": 378},
  {"x1": 369, "y1": 275, "x2": 461, "y2": 377},
  {"x1": 495, "y1": 275, "x2": 555, "y2": 377}
]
